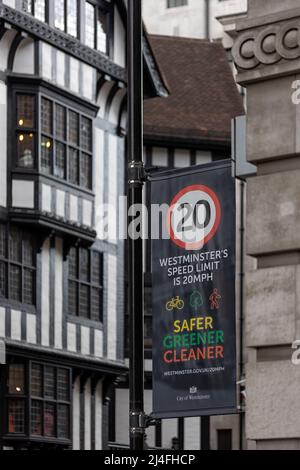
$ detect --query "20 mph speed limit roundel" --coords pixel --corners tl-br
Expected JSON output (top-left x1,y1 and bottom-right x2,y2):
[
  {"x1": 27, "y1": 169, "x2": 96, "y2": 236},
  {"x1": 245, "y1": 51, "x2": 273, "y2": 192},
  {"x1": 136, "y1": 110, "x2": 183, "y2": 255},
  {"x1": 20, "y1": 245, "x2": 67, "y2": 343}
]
[{"x1": 167, "y1": 185, "x2": 221, "y2": 251}]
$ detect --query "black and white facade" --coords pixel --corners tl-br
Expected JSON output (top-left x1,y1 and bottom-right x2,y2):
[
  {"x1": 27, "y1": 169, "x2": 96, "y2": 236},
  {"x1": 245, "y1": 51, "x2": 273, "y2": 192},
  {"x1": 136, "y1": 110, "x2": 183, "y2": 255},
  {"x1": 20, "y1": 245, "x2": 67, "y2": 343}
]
[{"x1": 0, "y1": 0, "x2": 166, "y2": 450}]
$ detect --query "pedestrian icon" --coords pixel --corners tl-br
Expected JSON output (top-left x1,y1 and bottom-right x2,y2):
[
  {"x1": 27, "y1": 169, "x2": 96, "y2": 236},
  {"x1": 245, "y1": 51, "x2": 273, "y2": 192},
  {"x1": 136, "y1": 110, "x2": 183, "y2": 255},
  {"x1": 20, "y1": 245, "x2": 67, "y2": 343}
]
[{"x1": 209, "y1": 288, "x2": 221, "y2": 310}]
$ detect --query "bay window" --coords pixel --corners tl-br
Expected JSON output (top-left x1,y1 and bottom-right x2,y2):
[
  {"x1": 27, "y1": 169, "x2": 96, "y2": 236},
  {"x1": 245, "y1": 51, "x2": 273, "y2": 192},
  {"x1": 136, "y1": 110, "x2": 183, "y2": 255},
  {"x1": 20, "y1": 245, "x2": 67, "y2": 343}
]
[
  {"x1": 15, "y1": 91, "x2": 94, "y2": 191},
  {"x1": 40, "y1": 97, "x2": 93, "y2": 189}
]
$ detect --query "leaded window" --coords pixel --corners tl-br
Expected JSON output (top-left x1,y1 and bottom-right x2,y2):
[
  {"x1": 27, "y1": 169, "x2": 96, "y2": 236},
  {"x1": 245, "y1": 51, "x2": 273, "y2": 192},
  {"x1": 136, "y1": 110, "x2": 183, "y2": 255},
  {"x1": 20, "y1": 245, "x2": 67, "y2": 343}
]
[
  {"x1": 30, "y1": 363, "x2": 71, "y2": 439},
  {"x1": 40, "y1": 97, "x2": 93, "y2": 189},
  {"x1": 0, "y1": 225, "x2": 36, "y2": 306},
  {"x1": 54, "y1": 0, "x2": 78, "y2": 37},
  {"x1": 68, "y1": 246, "x2": 103, "y2": 322},
  {"x1": 6, "y1": 362, "x2": 71, "y2": 440},
  {"x1": 54, "y1": 0, "x2": 66, "y2": 31},
  {"x1": 85, "y1": 1, "x2": 110, "y2": 54},
  {"x1": 7, "y1": 364, "x2": 26, "y2": 435},
  {"x1": 22, "y1": 0, "x2": 46, "y2": 21},
  {"x1": 16, "y1": 94, "x2": 36, "y2": 169}
]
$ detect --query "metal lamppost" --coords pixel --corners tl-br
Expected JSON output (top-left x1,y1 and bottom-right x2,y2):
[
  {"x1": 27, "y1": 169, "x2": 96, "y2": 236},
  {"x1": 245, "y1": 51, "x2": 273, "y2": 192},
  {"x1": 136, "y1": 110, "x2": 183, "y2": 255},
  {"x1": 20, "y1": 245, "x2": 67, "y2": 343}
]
[{"x1": 127, "y1": 0, "x2": 146, "y2": 451}]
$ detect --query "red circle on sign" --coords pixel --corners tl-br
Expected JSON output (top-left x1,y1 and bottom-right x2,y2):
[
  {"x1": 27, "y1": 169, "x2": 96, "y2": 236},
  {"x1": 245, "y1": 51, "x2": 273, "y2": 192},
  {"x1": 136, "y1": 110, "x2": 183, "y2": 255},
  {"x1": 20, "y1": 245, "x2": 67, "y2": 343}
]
[{"x1": 167, "y1": 185, "x2": 221, "y2": 250}]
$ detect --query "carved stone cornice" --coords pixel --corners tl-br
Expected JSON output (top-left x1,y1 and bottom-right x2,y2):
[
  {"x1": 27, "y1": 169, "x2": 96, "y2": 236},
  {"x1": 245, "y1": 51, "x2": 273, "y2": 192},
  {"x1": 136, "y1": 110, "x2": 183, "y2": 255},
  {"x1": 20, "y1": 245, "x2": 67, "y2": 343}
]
[
  {"x1": 232, "y1": 10, "x2": 300, "y2": 85},
  {"x1": 0, "y1": 3, "x2": 126, "y2": 82}
]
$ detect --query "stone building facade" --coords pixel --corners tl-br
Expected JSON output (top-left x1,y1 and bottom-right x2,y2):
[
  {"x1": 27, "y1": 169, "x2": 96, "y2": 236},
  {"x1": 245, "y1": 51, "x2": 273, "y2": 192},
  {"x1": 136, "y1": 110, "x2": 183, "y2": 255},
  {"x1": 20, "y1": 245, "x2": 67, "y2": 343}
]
[
  {"x1": 143, "y1": 0, "x2": 248, "y2": 48},
  {"x1": 232, "y1": 0, "x2": 300, "y2": 450}
]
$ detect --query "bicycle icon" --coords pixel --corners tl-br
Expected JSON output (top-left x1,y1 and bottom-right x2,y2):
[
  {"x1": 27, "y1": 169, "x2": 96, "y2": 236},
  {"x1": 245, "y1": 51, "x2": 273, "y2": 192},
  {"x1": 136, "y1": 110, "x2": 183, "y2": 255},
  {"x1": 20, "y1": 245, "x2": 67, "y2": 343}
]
[{"x1": 166, "y1": 296, "x2": 185, "y2": 311}]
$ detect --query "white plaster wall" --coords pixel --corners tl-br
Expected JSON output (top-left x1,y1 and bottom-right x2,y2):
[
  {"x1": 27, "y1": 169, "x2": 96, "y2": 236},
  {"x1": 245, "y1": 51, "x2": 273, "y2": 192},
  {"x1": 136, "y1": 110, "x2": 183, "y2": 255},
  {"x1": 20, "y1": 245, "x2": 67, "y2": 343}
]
[
  {"x1": 13, "y1": 38, "x2": 35, "y2": 74},
  {"x1": 54, "y1": 238, "x2": 63, "y2": 350},
  {"x1": 41, "y1": 238, "x2": 50, "y2": 347},
  {"x1": 0, "y1": 83, "x2": 7, "y2": 207},
  {"x1": 114, "y1": 7, "x2": 126, "y2": 68},
  {"x1": 107, "y1": 254, "x2": 117, "y2": 360},
  {"x1": 95, "y1": 380, "x2": 103, "y2": 450},
  {"x1": 72, "y1": 377, "x2": 81, "y2": 450},
  {"x1": 0, "y1": 307, "x2": 5, "y2": 338}
]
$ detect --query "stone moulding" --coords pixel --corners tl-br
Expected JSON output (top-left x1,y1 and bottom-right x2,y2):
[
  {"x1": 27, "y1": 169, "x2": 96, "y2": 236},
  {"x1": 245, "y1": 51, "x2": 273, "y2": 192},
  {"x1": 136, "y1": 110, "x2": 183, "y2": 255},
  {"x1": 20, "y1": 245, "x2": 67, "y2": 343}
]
[{"x1": 232, "y1": 18, "x2": 300, "y2": 71}]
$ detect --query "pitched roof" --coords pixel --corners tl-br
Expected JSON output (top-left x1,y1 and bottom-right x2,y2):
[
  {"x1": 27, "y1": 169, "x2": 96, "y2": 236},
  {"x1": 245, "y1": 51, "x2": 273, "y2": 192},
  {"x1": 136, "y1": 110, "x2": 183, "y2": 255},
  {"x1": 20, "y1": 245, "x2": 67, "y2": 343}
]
[{"x1": 144, "y1": 35, "x2": 245, "y2": 145}]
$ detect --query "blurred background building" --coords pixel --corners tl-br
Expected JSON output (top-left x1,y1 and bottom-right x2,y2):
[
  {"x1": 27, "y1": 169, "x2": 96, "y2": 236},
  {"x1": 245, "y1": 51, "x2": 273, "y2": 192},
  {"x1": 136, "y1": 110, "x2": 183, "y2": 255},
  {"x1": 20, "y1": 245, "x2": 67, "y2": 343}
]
[{"x1": 143, "y1": 0, "x2": 248, "y2": 49}]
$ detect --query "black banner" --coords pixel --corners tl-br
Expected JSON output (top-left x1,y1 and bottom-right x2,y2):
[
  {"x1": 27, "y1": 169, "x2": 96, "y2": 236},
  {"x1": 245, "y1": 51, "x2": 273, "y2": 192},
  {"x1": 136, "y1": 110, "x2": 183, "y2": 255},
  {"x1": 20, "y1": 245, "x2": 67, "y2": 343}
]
[{"x1": 151, "y1": 161, "x2": 236, "y2": 419}]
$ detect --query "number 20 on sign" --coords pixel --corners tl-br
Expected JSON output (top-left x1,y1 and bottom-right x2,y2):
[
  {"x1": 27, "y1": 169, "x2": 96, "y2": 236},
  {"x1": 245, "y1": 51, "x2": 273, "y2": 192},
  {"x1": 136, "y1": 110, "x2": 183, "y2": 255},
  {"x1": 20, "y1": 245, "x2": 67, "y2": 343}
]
[{"x1": 167, "y1": 185, "x2": 221, "y2": 251}]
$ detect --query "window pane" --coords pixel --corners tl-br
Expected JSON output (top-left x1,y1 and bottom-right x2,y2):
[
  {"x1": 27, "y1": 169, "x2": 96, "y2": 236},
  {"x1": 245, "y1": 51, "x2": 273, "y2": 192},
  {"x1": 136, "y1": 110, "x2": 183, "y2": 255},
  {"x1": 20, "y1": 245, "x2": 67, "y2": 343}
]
[
  {"x1": 91, "y1": 252, "x2": 102, "y2": 285},
  {"x1": 69, "y1": 148, "x2": 79, "y2": 185},
  {"x1": 68, "y1": 247, "x2": 77, "y2": 279},
  {"x1": 31, "y1": 400, "x2": 42, "y2": 436},
  {"x1": 80, "y1": 117, "x2": 92, "y2": 152},
  {"x1": 91, "y1": 287, "x2": 102, "y2": 322},
  {"x1": 0, "y1": 225, "x2": 6, "y2": 258},
  {"x1": 17, "y1": 95, "x2": 35, "y2": 128},
  {"x1": 45, "y1": 366, "x2": 55, "y2": 400},
  {"x1": 41, "y1": 136, "x2": 53, "y2": 174},
  {"x1": 167, "y1": 0, "x2": 188, "y2": 7},
  {"x1": 22, "y1": 0, "x2": 33, "y2": 14},
  {"x1": 8, "y1": 401, "x2": 25, "y2": 434},
  {"x1": 55, "y1": 105, "x2": 66, "y2": 141},
  {"x1": 67, "y1": 0, "x2": 77, "y2": 37},
  {"x1": 8, "y1": 365, "x2": 25, "y2": 395},
  {"x1": 31, "y1": 364, "x2": 43, "y2": 398},
  {"x1": 85, "y1": 2, "x2": 95, "y2": 48},
  {"x1": 81, "y1": 153, "x2": 92, "y2": 189},
  {"x1": 24, "y1": 268, "x2": 34, "y2": 305},
  {"x1": 57, "y1": 404, "x2": 70, "y2": 439},
  {"x1": 23, "y1": 235, "x2": 34, "y2": 267},
  {"x1": 55, "y1": 0, "x2": 65, "y2": 31},
  {"x1": 44, "y1": 403, "x2": 55, "y2": 437},
  {"x1": 9, "y1": 265, "x2": 21, "y2": 302},
  {"x1": 55, "y1": 142, "x2": 66, "y2": 179},
  {"x1": 0, "y1": 261, "x2": 6, "y2": 297},
  {"x1": 41, "y1": 98, "x2": 53, "y2": 135},
  {"x1": 17, "y1": 132, "x2": 34, "y2": 169},
  {"x1": 57, "y1": 369, "x2": 69, "y2": 402},
  {"x1": 69, "y1": 111, "x2": 79, "y2": 146},
  {"x1": 80, "y1": 248, "x2": 90, "y2": 282},
  {"x1": 97, "y1": 10, "x2": 108, "y2": 53},
  {"x1": 9, "y1": 228, "x2": 22, "y2": 263},
  {"x1": 35, "y1": 0, "x2": 46, "y2": 21},
  {"x1": 68, "y1": 280, "x2": 77, "y2": 315},
  {"x1": 79, "y1": 284, "x2": 89, "y2": 318}
]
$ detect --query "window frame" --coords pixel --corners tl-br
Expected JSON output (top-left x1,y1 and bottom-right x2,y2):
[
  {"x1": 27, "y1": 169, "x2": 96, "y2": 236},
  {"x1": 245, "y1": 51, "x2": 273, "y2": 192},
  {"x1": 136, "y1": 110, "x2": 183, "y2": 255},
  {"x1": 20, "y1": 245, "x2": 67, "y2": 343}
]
[
  {"x1": 21, "y1": 0, "x2": 47, "y2": 22},
  {"x1": 84, "y1": 0, "x2": 113, "y2": 56},
  {"x1": 67, "y1": 245, "x2": 104, "y2": 324},
  {"x1": 39, "y1": 93, "x2": 94, "y2": 190},
  {"x1": 167, "y1": 0, "x2": 188, "y2": 8},
  {"x1": 0, "y1": 224, "x2": 37, "y2": 309},
  {"x1": 5, "y1": 360, "x2": 72, "y2": 442},
  {"x1": 15, "y1": 91, "x2": 39, "y2": 171},
  {"x1": 12, "y1": 85, "x2": 95, "y2": 194}
]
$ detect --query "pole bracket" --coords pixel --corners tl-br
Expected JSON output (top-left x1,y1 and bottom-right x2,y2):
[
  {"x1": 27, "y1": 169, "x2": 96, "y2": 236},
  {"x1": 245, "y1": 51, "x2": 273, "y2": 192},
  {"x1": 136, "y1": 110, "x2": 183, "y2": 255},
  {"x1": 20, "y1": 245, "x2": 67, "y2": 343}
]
[
  {"x1": 128, "y1": 161, "x2": 148, "y2": 186},
  {"x1": 130, "y1": 411, "x2": 159, "y2": 430}
]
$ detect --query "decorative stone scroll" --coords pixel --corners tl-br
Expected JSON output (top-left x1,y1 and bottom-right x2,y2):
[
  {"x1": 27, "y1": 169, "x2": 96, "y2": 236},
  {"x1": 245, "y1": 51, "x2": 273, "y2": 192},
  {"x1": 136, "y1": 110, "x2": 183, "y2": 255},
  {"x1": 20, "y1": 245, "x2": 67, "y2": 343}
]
[{"x1": 232, "y1": 19, "x2": 300, "y2": 70}]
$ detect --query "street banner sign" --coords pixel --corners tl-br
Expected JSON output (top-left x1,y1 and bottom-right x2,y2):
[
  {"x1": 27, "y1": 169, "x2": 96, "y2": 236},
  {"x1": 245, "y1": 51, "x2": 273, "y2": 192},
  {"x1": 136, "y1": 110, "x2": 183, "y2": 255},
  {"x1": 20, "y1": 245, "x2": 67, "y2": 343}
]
[{"x1": 151, "y1": 161, "x2": 236, "y2": 419}]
